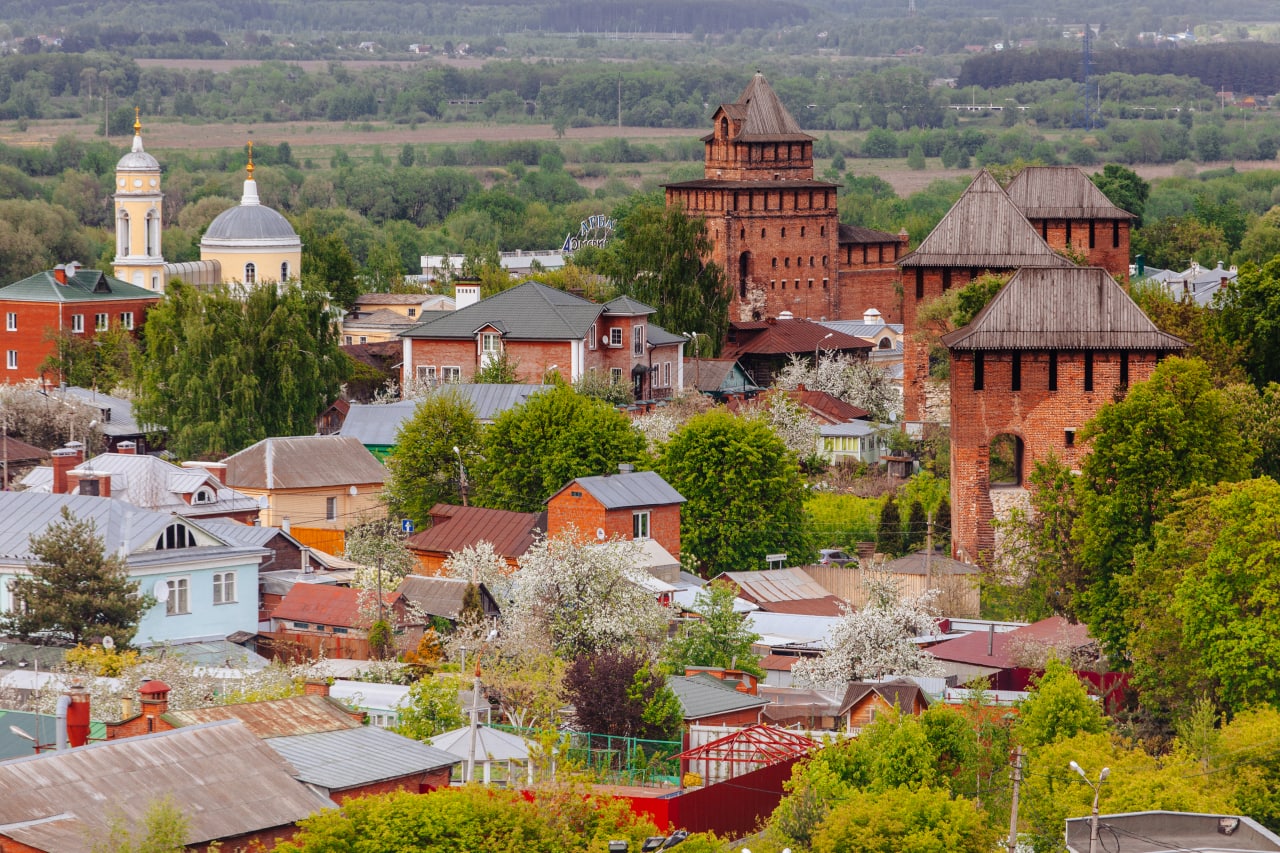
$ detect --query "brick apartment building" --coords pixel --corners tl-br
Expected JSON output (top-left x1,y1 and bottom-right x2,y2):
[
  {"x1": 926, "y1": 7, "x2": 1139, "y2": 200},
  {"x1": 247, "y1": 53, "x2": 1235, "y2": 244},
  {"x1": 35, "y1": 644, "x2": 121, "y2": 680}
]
[
  {"x1": 941, "y1": 266, "x2": 1185, "y2": 561},
  {"x1": 664, "y1": 72, "x2": 905, "y2": 324},
  {"x1": 0, "y1": 263, "x2": 161, "y2": 384}
]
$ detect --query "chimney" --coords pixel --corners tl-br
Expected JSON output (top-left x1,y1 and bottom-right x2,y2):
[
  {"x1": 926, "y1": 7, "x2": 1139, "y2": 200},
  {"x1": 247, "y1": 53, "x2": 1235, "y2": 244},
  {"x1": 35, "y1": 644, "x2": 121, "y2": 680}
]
[
  {"x1": 65, "y1": 683, "x2": 90, "y2": 748},
  {"x1": 116, "y1": 441, "x2": 137, "y2": 455},
  {"x1": 863, "y1": 308, "x2": 883, "y2": 325},
  {"x1": 303, "y1": 679, "x2": 331, "y2": 697},
  {"x1": 778, "y1": 310, "x2": 794, "y2": 320},
  {"x1": 69, "y1": 471, "x2": 111, "y2": 498},
  {"x1": 138, "y1": 680, "x2": 171, "y2": 731},
  {"x1": 120, "y1": 695, "x2": 135, "y2": 720},
  {"x1": 53, "y1": 265, "x2": 67, "y2": 285},
  {"x1": 182, "y1": 460, "x2": 227, "y2": 485},
  {"x1": 51, "y1": 443, "x2": 84, "y2": 495},
  {"x1": 618, "y1": 463, "x2": 636, "y2": 474},
  {"x1": 454, "y1": 280, "x2": 481, "y2": 310},
  {"x1": 987, "y1": 623, "x2": 995, "y2": 656}
]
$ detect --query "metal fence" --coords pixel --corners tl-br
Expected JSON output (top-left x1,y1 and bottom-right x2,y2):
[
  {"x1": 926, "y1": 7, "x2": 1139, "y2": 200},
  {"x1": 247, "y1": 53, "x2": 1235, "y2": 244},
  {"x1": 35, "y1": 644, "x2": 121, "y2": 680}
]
[{"x1": 492, "y1": 724, "x2": 682, "y2": 787}]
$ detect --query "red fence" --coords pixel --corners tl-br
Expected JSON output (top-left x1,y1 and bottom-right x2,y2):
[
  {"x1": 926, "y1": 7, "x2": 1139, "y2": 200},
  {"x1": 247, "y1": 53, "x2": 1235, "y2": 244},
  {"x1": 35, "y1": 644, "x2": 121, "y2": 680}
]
[{"x1": 618, "y1": 756, "x2": 800, "y2": 838}]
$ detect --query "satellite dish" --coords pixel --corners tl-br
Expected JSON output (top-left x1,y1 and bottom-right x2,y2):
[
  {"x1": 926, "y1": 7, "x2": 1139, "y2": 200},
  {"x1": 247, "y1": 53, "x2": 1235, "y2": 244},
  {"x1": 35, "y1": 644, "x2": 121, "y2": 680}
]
[
  {"x1": 601, "y1": 335, "x2": 610, "y2": 346},
  {"x1": 102, "y1": 636, "x2": 115, "y2": 650},
  {"x1": 596, "y1": 528, "x2": 606, "y2": 541},
  {"x1": 152, "y1": 579, "x2": 169, "y2": 601}
]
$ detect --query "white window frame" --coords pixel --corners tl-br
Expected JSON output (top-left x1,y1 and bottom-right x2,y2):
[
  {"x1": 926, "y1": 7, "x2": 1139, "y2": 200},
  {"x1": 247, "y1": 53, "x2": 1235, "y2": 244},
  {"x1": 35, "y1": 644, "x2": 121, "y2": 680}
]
[
  {"x1": 213, "y1": 571, "x2": 237, "y2": 605},
  {"x1": 5, "y1": 351, "x2": 15, "y2": 370},
  {"x1": 344, "y1": 335, "x2": 353, "y2": 345},
  {"x1": 609, "y1": 327, "x2": 623, "y2": 348},
  {"x1": 95, "y1": 313, "x2": 108, "y2": 332},
  {"x1": 165, "y1": 577, "x2": 190, "y2": 616},
  {"x1": 325, "y1": 496, "x2": 337, "y2": 521},
  {"x1": 416, "y1": 365, "x2": 437, "y2": 385},
  {"x1": 589, "y1": 322, "x2": 597, "y2": 350},
  {"x1": 71, "y1": 314, "x2": 84, "y2": 333},
  {"x1": 633, "y1": 510, "x2": 651, "y2": 540},
  {"x1": 5, "y1": 312, "x2": 14, "y2": 331},
  {"x1": 632, "y1": 324, "x2": 645, "y2": 356},
  {"x1": 662, "y1": 361, "x2": 671, "y2": 388},
  {"x1": 480, "y1": 332, "x2": 501, "y2": 366},
  {"x1": 358, "y1": 336, "x2": 367, "y2": 344},
  {"x1": 120, "y1": 312, "x2": 134, "y2": 330},
  {"x1": 442, "y1": 366, "x2": 461, "y2": 382},
  {"x1": 610, "y1": 367, "x2": 623, "y2": 384}
]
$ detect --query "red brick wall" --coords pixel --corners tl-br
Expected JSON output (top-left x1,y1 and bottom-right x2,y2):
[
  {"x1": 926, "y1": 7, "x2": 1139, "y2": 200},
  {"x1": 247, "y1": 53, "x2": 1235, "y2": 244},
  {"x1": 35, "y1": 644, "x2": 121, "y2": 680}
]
[
  {"x1": 331, "y1": 768, "x2": 452, "y2": 804},
  {"x1": 407, "y1": 338, "x2": 574, "y2": 385},
  {"x1": 836, "y1": 268, "x2": 904, "y2": 324},
  {"x1": 949, "y1": 349, "x2": 1161, "y2": 561},
  {"x1": 1029, "y1": 218, "x2": 1130, "y2": 280},
  {"x1": 0, "y1": 298, "x2": 157, "y2": 383},
  {"x1": 547, "y1": 490, "x2": 682, "y2": 559},
  {"x1": 687, "y1": 706, "x2": 763, "y2": 727}
]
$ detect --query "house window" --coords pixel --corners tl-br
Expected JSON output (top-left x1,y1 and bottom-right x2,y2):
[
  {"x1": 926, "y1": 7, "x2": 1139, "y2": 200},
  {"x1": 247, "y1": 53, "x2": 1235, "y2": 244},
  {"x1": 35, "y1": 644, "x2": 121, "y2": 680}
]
[
  {"x1": 120, "y1": 312, "x2": 134, "y2": 330},
  {"x1": 72, "y1": 314, "x2": 84, "y2": 333},
  {"x1": 1065, "y1": 428, "x2": 1076, "y2": 448},
  {"x1": 1084, "y1": 352, "x2": 1094, "y2": 392},
  {"x1": 164, "y1": 578, "x2": 190, "y2": 616},
  {"x1": 281, "y1": 261, "x2": 290, "y2": 281},
  {"x1": 5, "y1": 313, "x2": 14, "y2": 331},
  {"x1": 332, "y1": 626, "x2": 348, "y2": 634},
  {"x1": 915, "y1": 269, "x2": 924, "y2": 299},
  {"x1": 156, "y1": 523, "x2": 197, "y2": 550},
  {"x1": 1119, "y1": 352, "x2": 1129, "y2": 386},
  {"x1": 973, "y1": 353, "x2": 984, "y2": 391},
  {"x1": 359, "y1": 336, "x2": 367, "y2": 344},
  {"x1": 442, "y1": 366, "x2": 461, "y2": 382},
  {"x1": 407, "y1": 307, "x2": 416, "y2": 318},
  {"x1": 213, "y1": 572, "x2": 236, "y2": 605},
  {"x1": 4, "y1": 579, "x2": 25, "y2": 614},
  {"x1": 5, "y1": 351, "x2": 15, "y2": 370},
  {"x1": 1048, "y1": 352, "x2": 1058, "y2": 391},
  {"x1": 633, "y1": 511, "x2": 651, "y2": 540},
  {"x1": 589, "y1": 323, "x2": 598, "y2": 350},
  {"x1": 192, "y1": 487, "x2": 215, "y2": 505},
  {"x1": 95, "y1": 313, "x2": 108, "y2": 331},
  {"x1": 662, "y1": 361, "x2": 671, "y2": 388},
  {"x1": 1113, "y1": 221, "x2": 1121, "y2": 248},
  {"x1": 609, "y1": 327, "x2": 623, "y2": 348},
  {"x1": 480, "y1": 332, "x2": 501, "y2": 365},
  {"x1": 294, "y1": 621, "x2": 310, "y2": 630},
  {"x1": 244, "y1": 263, "x2": 256, "y2": 285},
  {"x1": 416, "y1": 365, "x2": 437, "y2": 385},
  {"x1": 1088, "y1": 220, "x2": 1096, "y2": 249},
  {"x1": 326, "y1": 497, "x2": 337, "y2": 521},
  {"x1": 610, "y1": 367, "x2": 623, "y2": 384},
  {"x1": 78, "y1": 478, "x2": 100, "y2": 496},
  {"x1": 344, "y1": 335, "x2": 353, "y2": 345},
  {"x1": 632, "y1": 324, "x2": 645, "y2": 356}
]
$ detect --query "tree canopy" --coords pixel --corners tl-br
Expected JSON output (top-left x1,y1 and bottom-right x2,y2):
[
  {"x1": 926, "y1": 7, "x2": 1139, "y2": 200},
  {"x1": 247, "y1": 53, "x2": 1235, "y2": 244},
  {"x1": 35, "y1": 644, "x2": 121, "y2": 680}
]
[
  {"x1": 384, "y1": 389, "x2": 482, "y2": 527},
  {"x1": 661, "y1": 580, "x2": 763, "y2": 677}
]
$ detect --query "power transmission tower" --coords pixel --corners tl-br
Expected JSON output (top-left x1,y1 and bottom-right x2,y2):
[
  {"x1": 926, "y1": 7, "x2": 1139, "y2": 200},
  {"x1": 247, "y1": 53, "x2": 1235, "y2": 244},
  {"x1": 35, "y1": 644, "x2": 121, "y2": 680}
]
[{"x1": 1072, "y1": 24, "x2": 1102, "y2": 130}]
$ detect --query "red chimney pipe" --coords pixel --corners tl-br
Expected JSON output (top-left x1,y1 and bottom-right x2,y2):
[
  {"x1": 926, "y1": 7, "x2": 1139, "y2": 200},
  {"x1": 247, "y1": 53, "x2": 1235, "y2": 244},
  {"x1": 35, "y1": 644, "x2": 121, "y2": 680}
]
[
  {"x1": 66, "y1": 683, "x2": 90, "y2": 747},
  {"x1": 53, "y1": 265, "x2": 66, "y2": 285}
]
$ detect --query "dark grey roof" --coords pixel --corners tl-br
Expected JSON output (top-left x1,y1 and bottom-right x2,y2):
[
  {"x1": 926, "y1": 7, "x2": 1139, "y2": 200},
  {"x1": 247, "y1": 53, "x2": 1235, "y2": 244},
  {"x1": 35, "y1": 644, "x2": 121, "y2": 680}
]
[
  {"x1": 667, "y1": 675, "x2": 769, "y2": 720},
  {"x1": 224, "y1": 435, "x2": 387, "y2": 490},
  {"x1": 664, "y1": 178, "x2": 837, "y2": 192},
  {"x1": 603, "y1": 295, "x2": 656, "y2": 315},
  {"x1": 646, "y1": 323, "x2": 686, "y2": 347},
  {"x1": 401, "y1": 281, "x2": 603, "y2": 341},
  {"x1": 941, "y1": 266, "x2": 1188, "y2": 352},
  {"x1": 559, "y1": 470, "x2": 685, "y2": 509},
  {"x1": 398, "y1": 575, "x2": 498, "y2": 619},
  {"x1": 203, "y1": 202, "x2": 299, "y2": 242},
  {"x1": 59, "y1": 387, "x2": 150, "y2": 437},
  {"x1": 266, "y1": 725, "x2": 459, "y2": 791},
  {"x1": 898, "y1": 171, "x2": 1074, "y2": 270},
  {"x1": 1004, "y1": 166, "x2": 1135, "y2": 220},
  {"x1": 838, "y1": 223, "x2": 902, "y2": 244},
  {"x1": 685, "y1": 358, "x2": 761, "y2": 395}
]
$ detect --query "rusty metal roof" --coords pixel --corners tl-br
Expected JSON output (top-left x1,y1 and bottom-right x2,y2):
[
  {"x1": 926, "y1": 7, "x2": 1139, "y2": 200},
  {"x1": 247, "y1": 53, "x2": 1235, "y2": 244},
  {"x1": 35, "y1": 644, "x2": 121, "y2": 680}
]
[
  {"x1": 224, "y1": 435, "x2": 387, "y2": 490},
  {"x1": 941, "y1": 266, "x2": 1187, "y2": 351},
  {"x1": 398, "y1": 574, "x2": 500, "y2": 619},
  {"x1": 898, "y1": 171, "x2": 1074, "y2": 270},
  {"x1": 272, "y1": 583, "x2": 400, "y2": 628},
  {"x1": 1004, "y1": 166, "x2": 1135, "y2": 220},
  {"x1": 163, "y1": 694, "x2": 363, "y2": 738},
  {"x1": 404, "y1": 503, "x2": 544, "y2": 561},
  {"x1": 723, "y1": 318, "x2": 873, "y2": 358},
  {"x1": 927, "y1": 616, "x2": 1093, "y2": 669},
  {"x1": 717, "y1": 568, "x2": 845, "y2": 617},
  {"x1": 0, "y1": 720, "x2": 332, "y2": 851}
]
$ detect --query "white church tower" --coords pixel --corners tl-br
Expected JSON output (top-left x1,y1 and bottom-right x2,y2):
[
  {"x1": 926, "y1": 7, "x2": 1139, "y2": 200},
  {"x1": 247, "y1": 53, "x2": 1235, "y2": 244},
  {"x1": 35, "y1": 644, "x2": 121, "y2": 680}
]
[{"x1": 113, "y1": 108, "x2": 166, "y2": 292}]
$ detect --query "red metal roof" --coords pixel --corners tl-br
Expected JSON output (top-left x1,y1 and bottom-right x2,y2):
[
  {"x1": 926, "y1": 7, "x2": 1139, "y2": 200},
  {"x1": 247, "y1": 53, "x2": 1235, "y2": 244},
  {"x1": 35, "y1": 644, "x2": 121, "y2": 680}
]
[
  {"x1": 406, "y1": 503, "x2": 544, "y2": 561},
  {"x1": 272, "y1": 583, "x2": 399, "y2": 628},
  {"x1": 723, "y1": 318, "x2": 872, "y2": 358},
  {"x1": 926, "y1": 616, "x2": 1093, "y2": 669}
]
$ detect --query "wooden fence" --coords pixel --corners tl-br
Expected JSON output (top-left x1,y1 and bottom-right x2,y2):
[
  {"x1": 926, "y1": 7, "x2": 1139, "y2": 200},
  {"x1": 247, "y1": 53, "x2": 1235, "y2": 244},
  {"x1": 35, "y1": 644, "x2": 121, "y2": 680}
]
[
  {"x1": 801, "y1": 565, "x2": 980, "y2": 617},
  {"x1": 258, "y1": 630, "x2": 371, "y2": 663}
]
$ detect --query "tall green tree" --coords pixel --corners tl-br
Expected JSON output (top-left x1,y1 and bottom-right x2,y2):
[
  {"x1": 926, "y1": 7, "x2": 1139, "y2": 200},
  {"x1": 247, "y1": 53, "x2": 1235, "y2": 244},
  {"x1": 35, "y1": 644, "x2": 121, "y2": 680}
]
[
  {"x1": 301, "y1": 228, "x2": 361, "y2": 310},
  {"x1": 1090, "y1": 163, "x2": 1149, "y2": 225},
  {"x1": 1014, "y1": 658, "x2": 1106, "y2": 750},
  {"x1": 2, "y1": 508, "x2": 150, "y2": 648},
  {"x1": 657, "y1": 409, "x2": 814, "y2": 575},
  {"x1": 1217, "y1": 257, "x2": 1280, "y2": 387},
  {"x1": 661, "y1": 580, "x2": 763, "y2": 677},
  {"x1": 132, "y1": 281, "x2": 346, "y2": 458},
  {"x1": 475, "y1": 385, "x2": 645, "y2": 512},
  {"x1": 601, "y1": 197, "x2": 729, "y2": 355},
  {"x1": 1074, "y1": 357, "x2": 1254, "y2": 656},
  {"x1": 384, "y1": 389, "x2": 482, "y2": 527},
  {"x1": 563, "y1": 649, "x2": 681, "y2": 740}
]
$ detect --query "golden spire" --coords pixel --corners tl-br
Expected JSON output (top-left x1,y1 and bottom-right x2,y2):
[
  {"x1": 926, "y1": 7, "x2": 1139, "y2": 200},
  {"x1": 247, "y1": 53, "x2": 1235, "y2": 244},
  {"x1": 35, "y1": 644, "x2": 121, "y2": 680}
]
[
  {"x1": 133, "y1": 106, "x2": 141, "y2": 136},
  {"x1": 246, "y1": 140, "x2": 254, "y2": 179}
]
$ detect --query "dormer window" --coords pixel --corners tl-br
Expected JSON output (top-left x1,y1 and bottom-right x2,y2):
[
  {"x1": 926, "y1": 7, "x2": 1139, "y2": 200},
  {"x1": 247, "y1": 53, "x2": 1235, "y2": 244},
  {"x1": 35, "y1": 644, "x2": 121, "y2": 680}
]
[
  {"x1": 156, "y1": 523, "x2": 197, "y2": 550},
  {"x1": 192, "y1": 487, "x2": 215, "y2": 505}
]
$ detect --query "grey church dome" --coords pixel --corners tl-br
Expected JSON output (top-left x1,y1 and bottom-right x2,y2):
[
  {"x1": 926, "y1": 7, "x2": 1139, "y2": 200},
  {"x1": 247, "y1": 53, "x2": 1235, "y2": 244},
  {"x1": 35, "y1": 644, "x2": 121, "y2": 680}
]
[
  {"x1": 204, "y1": 203, "x2": 299, "y2": 242},
  {"x1": 116, "y1": 149, "x2": 161, "y2": 172}
]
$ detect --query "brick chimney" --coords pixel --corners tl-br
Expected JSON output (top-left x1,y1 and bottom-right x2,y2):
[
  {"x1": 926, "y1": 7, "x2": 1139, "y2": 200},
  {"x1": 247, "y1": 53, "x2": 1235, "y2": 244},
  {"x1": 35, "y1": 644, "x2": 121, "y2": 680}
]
[
  {"x1": 303, "y1": 679, "x2": 331, "y2": 697},
  {"x1": 68, "y1": 470, "x2": 111, "y2": 498},
  {"x1": 116, "y1": 441, "x2": 137, "y2": 455},
  {"x1": 138, "y1": 679, "x2": 171, "y2": 732},
  {"x1": 181, "y1": 460, "x2": 227, "y2": 485},
  {"x1": 52, "y1": 265, "x2": 67, "y2": 285},
  {"x1": 51, "y1": 443, "x2": 85, "y2": 495}
]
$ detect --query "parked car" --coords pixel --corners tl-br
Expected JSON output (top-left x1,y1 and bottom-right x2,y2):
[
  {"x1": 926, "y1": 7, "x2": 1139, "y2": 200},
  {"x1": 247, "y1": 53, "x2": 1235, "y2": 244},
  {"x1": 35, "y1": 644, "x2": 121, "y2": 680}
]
[{"x1": 818, "y1": 549, "x2": 855, "y2": 567}]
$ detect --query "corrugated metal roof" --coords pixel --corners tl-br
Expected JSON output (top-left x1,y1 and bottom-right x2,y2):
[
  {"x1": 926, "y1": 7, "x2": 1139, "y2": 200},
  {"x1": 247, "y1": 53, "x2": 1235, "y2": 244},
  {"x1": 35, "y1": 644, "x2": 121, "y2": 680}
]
[
  {"x1": 0, "y1": 720, "x2": 332, "y2": 851},
  {"x1": 1004, "y1": 166, "x2": 1135, "y2": 220},
  {"x1": 224, "y1": 435, "x2": 387, "y2": 490},
  {"x1": 0, "y1": 436, "x2": 47, "y2": 462},
  {"x1": 272, "y1": 583, "x2": 399, "y2": 628},
  {"x1": 163, "y1": 694, "x2": 362, "y2": 737},
  {"x1": 560, "y1": 470, "x2": 685, "y2": 510},
  {"x1": 667, "y1": 675, "x2": 769, "y2": 719},
  {"x1": 723, "y1": 318, "x2": 873, "y2": 358},
  {"x1": 398, "y1": 575, "x2": 499, "y2": 619},
  {"x1": 719, "y1": 568, "x2": 837, "y2": 605},
  {"x1": 881, "y1": 550, "x2": 980, "y2": 576},
  {"x1": 898, "y1": 171, "x2": 1075, "y2": 269},
  {"x1": 340, "y1": 385, "x2": 551, "y2": 445},
  {"x1": 926, "y1": 616, "x2": 1092, "y2": 669},
  {"x1": 58, "y1": 387, "x2": 148, "y2": 436},
  {"x1": 0, "y1": 269, "x2": 161, "y2": 303},
  {"x1": 401, "y1": 281, "x2": 603, "y2": 341},
  {"x1": 269, "y1": 725, "x2": 458, "y2": 791},
  {"x1": 941, "y1": 266, "x2": 1187, "y2": 351},
  {"x1": 405, "y1": 503, "x2": 544, "y2": 560},
  {"x1": 789, "y1": 388, "x2": 868, "y2": 424}
]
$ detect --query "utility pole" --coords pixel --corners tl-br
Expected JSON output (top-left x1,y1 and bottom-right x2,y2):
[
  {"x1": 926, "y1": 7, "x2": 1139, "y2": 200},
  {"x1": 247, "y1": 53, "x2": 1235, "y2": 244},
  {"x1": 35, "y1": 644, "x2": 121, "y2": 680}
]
[
  {"x1": 617, "y1": 77, "x2": 622, "y2": 129},
  {"x1": 1007, "y1": 747, "x2": 1023, "y2": 853},
  {"x1": 925, "y1": 509, "x2": 934, "y2": 589},
  {"x1": 466, "y1": 664, "x2": 482, "y2": 782},
  {"x1": 454, "y1": 445, "x2": 469, "y2": 507}
]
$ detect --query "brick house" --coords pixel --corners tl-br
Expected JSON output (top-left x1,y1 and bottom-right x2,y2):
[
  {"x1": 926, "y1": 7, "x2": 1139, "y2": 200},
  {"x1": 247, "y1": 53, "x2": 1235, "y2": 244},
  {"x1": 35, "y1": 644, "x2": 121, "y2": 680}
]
[
  {"x1": 664, "y1": 73, "x2": 906, "y2": 324},
  {"x1": 837, "y1": 679, "x2": 930, "y2": 732},
  {"x1": 667, "y1": 673, "x2": 770, "y2": 727},
  {"x1": 898, "y1": 170, "x2": 1073, "y2": 426},
  {"x1": 723, "y1": 316, "x2": 872, "y2": 388},
  {"x1": 1003, "y1": 166, "x2": 1134, "y2": 280},
  {"x1": 941, "y1": 266, "x2": 1185, "y2": 561},
  {"x1": 0, "y1": 263, "x2": 161, "y2": 384},
  {"x1": 270, "y1": 582, "x2": 410, "y2": 639},
  {"x1": 400, "y1": 282, "x2": 685, "y2": 399},
  {"x1": 405, "y1": 503, "x2": 545, "y2": 575},
  {"x1": 546, "y1": 466, "x2": 685, "y2": 561}
]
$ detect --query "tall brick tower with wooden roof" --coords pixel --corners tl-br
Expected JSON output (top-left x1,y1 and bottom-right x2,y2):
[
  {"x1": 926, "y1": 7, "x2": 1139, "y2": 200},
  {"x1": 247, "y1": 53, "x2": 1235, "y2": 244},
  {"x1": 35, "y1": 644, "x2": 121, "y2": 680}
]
[
  {"x1": 1003, "y1": 166, "x2": 1135, "y2": 280},
  {"x1": 665, "y1": 73, "x2": 842, "y2": 323}
]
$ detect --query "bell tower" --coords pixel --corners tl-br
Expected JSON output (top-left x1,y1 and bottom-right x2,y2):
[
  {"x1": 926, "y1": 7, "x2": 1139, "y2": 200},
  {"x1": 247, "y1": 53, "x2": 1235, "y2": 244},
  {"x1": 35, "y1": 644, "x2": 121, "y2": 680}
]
[{"x1": 113, "y1": 108, "x2": 166, "y2": 292}]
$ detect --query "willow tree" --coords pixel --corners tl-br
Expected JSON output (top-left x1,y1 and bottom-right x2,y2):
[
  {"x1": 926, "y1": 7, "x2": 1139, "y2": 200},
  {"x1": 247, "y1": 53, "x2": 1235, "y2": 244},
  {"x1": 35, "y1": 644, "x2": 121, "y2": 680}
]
[{"x1": 133, "y1": 281, "x2": 345, "y2": 458}]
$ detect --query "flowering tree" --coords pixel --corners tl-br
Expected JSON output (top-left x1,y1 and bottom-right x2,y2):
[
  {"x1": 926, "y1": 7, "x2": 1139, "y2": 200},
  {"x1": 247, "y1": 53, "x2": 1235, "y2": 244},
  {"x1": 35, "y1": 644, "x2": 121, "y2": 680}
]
[
  {"x1": 775, "y1": 353, "x2": 900, "y2": 422},
  {"x1": 441, "y1": 540, "x2": 514, "y2": 606},
  {"x1": 740, "y1": 391, "x2": 821, "y2": 458},
  {"x1": 791, "y1": 572, "x2": 941, "y2": 689}
]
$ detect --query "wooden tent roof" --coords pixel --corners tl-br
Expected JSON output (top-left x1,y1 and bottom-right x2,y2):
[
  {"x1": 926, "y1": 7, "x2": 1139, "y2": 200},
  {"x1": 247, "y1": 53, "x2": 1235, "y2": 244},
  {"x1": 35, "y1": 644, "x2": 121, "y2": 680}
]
[
  {"x1": 703, "y1": 72, "x2": 812, "y2": 143},
  {"x1": 898, "y1": 171, "x2": 1073, "y2": 270},
  {"x1": 942, "y1": 266, "x2": 1188, "y2": 352},
  {"x1": 1004, "y1": 166, "x2": 1135, "y2": 220}
]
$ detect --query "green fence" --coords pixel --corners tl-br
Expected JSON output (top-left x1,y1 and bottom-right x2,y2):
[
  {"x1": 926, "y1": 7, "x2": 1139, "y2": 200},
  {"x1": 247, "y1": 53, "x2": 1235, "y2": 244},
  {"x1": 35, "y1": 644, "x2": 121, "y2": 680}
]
[{"x1": 492, "y1": 725, "x2": 682, "y2": 787}]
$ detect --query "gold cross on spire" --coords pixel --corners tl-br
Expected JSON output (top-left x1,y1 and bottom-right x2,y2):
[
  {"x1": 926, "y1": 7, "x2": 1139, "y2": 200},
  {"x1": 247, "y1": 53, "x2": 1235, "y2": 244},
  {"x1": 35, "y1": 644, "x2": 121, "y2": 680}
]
[
  {"x1": 246, "y1": 140, "x2": 254, "y2": 178},
  {"x1": 133, "y1": 106, "x2": 141, "y2": 135}
]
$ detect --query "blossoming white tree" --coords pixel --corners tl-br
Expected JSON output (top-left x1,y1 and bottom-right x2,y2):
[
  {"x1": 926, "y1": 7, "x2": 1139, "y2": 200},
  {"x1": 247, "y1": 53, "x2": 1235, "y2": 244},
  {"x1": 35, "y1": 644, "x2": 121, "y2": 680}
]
[
  {"x1": 740, "y1": 391, "x2": 821, "y2": 458},
  {"x1": 791, "y1": 572, "x2": 942, "y2": 689},
  {"x1": 776, "y1": 353, "x2": 901, "y2": 423}
]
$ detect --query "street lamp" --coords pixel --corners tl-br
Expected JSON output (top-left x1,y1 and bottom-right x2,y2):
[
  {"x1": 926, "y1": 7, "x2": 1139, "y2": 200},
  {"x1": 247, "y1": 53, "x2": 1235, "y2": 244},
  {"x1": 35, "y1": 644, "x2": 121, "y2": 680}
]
[
  {"x1": 1069, "y1": 760, "x2": 1110, "y2": 853},
  {"x1": 453, "y1": 445, "x2": 468, "y2": 507},
  {"x1": 815, "y1": 332, "x2": 833, "y2": 366}
]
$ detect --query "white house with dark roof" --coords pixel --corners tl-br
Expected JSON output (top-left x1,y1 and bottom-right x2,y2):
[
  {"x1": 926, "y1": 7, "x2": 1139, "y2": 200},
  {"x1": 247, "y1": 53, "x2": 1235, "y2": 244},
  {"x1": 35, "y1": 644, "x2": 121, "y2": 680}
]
[
  {"x1": 0, "y1": 491, "x2": 268, "y2": 647},
  {"x1": 399, "y1": 281, "x2": 684, "y2": 399}
]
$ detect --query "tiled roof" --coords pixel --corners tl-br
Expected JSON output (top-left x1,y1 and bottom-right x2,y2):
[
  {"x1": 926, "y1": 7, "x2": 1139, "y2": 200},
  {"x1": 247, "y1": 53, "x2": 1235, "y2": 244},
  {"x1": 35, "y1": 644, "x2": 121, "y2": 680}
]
[
  {"x1": 356, "y1": 293, "x2": 439, "y2": 306},
  {"x1": 224, "y1": 435, "x2": 387, "y2": 490},
  {"x1": 557, "y1": 470, "x2": 686, "y2": 510},
  {"x1": 404, "y1": 503, "x2": 544, "y2": 560},
  {"x1": 272, "y1": 583, "x2": 399, "y2": 629},
  {"x1": 344, "y1": 308, "x2": 417, "y2": 328},
  {"x1": 0, "y1": 720, "x2": 332, "y2": 851},
  {"x1": 646, "y1": 323, "x2": 686, "y2": 347},
  {"x1": 898, "y1": 171, "x2": 1075, "y2": 270},
  {"x1": 838, "y1": 223, "x2": 902, "y2": 244},
  {"x1": 162, "y1": 694, "x2": 362, "y2": 737},
  {"x1": 836, "y1": 678, "x2": 930, "y2": 716},
  {"x1": 268, "y1": 725, "x2": 459, "y2": 791},
  {"x1": 0, "y1": 269, "x2": 161, "y2": 303},
  {"x1": 724, "y1": 318, "x2": 873, "y2": 357},
  {"x1": 941, "y1": 266, "x2": 1187, "y2": 351},
  {"x1": 667, "y1": 675, "x2": 769, "y2": 720},
  {"x1": 1004, "y1": 166, "x2": 1135, "y2": 220},
  {"x1": 400, "y1": 280, "x2": 603, "y2": 341}
]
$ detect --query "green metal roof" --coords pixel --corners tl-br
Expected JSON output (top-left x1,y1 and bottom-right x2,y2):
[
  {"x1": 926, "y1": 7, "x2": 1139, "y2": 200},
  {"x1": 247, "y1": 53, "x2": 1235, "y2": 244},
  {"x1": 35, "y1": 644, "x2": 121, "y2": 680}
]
[{"x1": 0, "y1": 269, "x2": 160, "y2": 303}]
